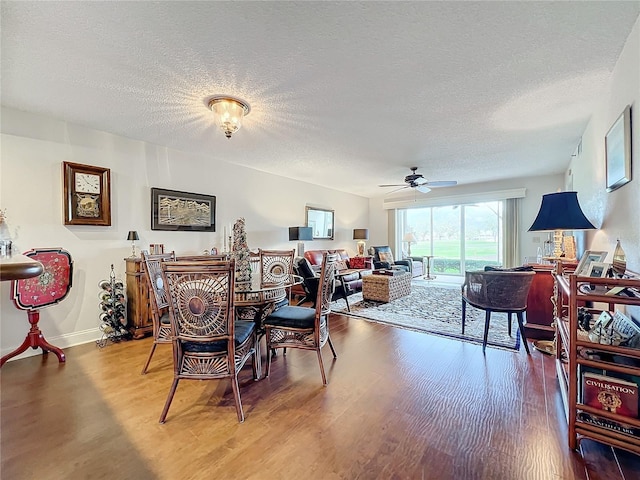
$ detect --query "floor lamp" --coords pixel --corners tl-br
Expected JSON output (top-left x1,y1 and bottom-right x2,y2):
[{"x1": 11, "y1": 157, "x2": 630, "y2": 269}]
[{"x1": 528, "y1": 191, "x2": 596, "y2": 354}]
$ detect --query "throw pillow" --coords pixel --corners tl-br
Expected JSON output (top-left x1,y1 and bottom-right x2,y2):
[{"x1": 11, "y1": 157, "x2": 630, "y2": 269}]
[
  {"x1": 349, "y1": 257, "x2": 367, "y2": 269},
  {"x1": 336, "y1": 260, "x2": 349, "y2": 271},
  {"x1": 378, "y1": 251, "x2": 394, "y2": 265}
]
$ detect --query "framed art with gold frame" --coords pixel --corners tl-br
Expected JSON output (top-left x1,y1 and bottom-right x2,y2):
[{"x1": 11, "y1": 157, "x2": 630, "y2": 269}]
[{"x1": 63, "y1": 161, "x2": 111, "y2": 226}]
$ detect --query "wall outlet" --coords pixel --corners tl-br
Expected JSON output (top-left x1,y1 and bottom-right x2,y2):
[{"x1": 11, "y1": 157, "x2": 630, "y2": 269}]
[{"x1": 533, "y1": 236, "x2": 541, "y2": 243}]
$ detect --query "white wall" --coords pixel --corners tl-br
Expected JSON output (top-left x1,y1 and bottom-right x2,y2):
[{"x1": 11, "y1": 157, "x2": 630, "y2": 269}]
[
  {"x1": 368, "y1": 174, "x2": 565, "y2": 264},
  {"x1": 570, "y1": 17, "x2": 640, "y2": 273},
  {"x1": 0, "y1": 107, "x2": 369, "y2": 360}
]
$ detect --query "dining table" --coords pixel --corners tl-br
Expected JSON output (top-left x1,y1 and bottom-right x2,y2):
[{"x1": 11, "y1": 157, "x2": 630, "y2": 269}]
[{"x1": 234, "y1": 272, "x2": 302, "y2": 376}]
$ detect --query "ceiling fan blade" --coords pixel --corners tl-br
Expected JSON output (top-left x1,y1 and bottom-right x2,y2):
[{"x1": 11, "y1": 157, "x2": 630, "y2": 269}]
[
  {"x1": 415, "y1": 185, "x2": 431, "y2": 193},
  {"x1": 386, "y1": 186, "x2": 409, "y2": 195},
  {"x1": 378, "y1": 183, "x2": 406, "y2": 187},
  {"x1": 425, "y1": 180, "x2": 458, "y2": 188},
  {"x1": 413, "y1": 177, "x2": 427, "y2": 185}
]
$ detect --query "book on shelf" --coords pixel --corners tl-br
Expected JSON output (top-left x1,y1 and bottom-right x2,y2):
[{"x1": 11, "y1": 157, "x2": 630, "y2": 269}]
[
  {"x1": 582, "y1": 371, "x2": 638, "y2": 418},
  {"x1": 578, "y1": 412, "x2": 640, "y2": 436}
]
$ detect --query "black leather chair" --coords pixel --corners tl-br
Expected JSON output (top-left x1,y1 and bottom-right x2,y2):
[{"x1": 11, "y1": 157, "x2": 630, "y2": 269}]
[
  {"x1": 294, "y1": 257, "x2": 350, "y2": 307},
  {"x1": 370, "y1": 246, "x2": 412, "y2": 273}
]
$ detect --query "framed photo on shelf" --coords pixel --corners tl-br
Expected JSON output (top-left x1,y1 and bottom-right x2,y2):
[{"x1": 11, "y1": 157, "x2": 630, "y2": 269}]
[
  {"x1": 586, "y1": 262, "x2": 610, "y2": 278},
  {"x1": 605, "y1": 105, "x2": 632, "y2": 192},
  {"x1": 575, "y1": 250, "x2": 608, "y2": 276}
]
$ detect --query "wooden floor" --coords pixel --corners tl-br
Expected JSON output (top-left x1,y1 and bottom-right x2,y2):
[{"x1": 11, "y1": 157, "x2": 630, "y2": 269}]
[{"x1": 2, "y1": 313, "x2": 639, "y2": 479}]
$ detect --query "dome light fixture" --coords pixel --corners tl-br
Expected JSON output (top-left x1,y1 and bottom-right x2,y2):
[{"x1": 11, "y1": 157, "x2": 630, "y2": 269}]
[{"x1": 207, "y1": 95, "x2": 251, "y2": 139}]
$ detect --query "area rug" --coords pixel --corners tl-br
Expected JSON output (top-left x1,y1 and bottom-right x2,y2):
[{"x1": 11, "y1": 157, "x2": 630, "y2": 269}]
[{"x1": 331, "y1": 281, "x2": 521, "y2": 351}]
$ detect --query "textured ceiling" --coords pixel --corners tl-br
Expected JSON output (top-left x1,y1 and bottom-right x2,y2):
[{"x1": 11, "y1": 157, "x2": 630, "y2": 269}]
[{"x1": 2, "y1": 2, "x2": 639, "y2": 198}]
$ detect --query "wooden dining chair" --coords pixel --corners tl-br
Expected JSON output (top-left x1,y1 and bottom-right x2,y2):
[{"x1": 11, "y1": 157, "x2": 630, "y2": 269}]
[
  {"x1": 259, "y1": 248, "x2": 295, "y2": 307},
  {"x1": 140, "y1": 250, "x2": 176, "y2": 374},
  {"x1": 264, "y1": 252, "x2": 338, "y2": 385},
  {"x1": 159, "y1": 259, "x2": 259, "y2": 423},
  {"x1": 461, "y1": 270, "x2": 536, "y2": 354}
]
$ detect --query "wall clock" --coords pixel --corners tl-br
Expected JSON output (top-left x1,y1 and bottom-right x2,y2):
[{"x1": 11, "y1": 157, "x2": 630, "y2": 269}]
[{"x1": 63, "y1": 161, "x2": 111, "y2": 226}]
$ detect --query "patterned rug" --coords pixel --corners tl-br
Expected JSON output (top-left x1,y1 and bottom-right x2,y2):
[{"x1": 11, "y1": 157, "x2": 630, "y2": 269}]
[{"x1": 331, "y1": 281, "x2": 521, "y2": 351}]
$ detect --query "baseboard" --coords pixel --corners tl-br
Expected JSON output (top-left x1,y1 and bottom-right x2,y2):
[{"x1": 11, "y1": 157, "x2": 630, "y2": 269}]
[{"x1": 1, "y1": 327, "x2": 101, "y2": 363}]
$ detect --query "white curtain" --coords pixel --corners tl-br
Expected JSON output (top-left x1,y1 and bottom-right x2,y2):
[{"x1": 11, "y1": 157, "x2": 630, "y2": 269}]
[{"x1": 504, "y1": 198, "x2": 520, "y2": 268}]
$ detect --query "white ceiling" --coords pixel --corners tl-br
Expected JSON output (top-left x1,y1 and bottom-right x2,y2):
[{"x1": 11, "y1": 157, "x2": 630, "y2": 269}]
[{"x1": 2, "y1": 2, "x2": 639, "y2": 198}]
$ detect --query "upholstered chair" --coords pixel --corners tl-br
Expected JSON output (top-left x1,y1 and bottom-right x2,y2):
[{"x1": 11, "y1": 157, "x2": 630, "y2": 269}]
[
  {"x1": 461, "y1": 270, "x2": 536, "y2": 354},
  {"x1": 370, "y1": 246, "x2": 412, "y2": 273}
]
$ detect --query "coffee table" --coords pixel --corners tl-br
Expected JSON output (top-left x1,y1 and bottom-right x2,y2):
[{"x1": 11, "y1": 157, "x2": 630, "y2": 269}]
[{"x1": 362, "y1": 272, "x2": 411, "y2": 302}]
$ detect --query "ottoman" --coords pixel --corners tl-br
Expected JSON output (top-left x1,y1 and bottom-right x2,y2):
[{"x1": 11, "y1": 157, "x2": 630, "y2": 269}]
[{"x1": 362, "y1": 272, "x2": 412, "y2": 302}]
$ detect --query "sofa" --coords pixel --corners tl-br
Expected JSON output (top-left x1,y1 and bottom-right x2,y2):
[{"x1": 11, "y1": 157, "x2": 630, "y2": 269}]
[{"x1": 303, "y1": 249, "x2": 373, "y2": 293}]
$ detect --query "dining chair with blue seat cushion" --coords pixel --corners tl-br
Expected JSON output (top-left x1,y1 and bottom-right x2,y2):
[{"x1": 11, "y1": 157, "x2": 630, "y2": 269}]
[
  {"x1": 159, "y1": 259, "x2": 259, "y2": 424},
  {"x1": 264, "y1": 252, "x2": 339, "y2": 385},
  {"x1": 370, "y1": 246, "x2": 412, "y2": 273},
  {"x1": 140, "y1": 250, "x2": 176, "y2": 374}
]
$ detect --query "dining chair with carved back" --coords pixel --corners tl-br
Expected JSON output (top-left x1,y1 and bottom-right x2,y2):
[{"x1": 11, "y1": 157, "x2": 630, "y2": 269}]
[
  {"x1": 259, "y1": 248, "x2": 295, "y2": 308},
  {"x1": 263, "y1": 252, "x2": 338, "y2": 385},
  {"x1": 140, "y1": 250, "x2": 176, "y2": 374},
  {"x1": 159, "y1": 259, "x2": 259, "y2": 423}
]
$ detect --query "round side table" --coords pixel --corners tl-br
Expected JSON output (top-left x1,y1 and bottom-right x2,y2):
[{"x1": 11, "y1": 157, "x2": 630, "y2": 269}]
[{"x1": 423, "y1": 256, "x2": 436, "y2": 280}]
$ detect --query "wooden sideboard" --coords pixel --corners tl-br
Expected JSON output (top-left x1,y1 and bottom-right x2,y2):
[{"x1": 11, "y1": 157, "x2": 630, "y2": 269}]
[
  {"x1": 524, "y1": 262, "x2": 577, "y2": 340},
  {"x1": 124, "y1": 258, "x2": 152, "y2": 339}
]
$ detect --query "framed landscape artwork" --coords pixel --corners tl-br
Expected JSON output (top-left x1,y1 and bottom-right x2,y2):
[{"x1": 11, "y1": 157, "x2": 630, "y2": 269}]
[
  {"x1": 605, "y1": 105, "x2": 632, "y2": 192},
  {"x1": 151, "y1": 188, "x2": 216, "y2": 232}
]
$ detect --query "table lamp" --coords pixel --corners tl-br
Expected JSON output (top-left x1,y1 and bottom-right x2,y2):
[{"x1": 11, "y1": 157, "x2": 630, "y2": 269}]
[
  {"x1": 353, "y1": 228, "x2": 369, "y2": 257},
  {"x1": 289, "y1": 226, "x2": 313, "y2": 257},
  {"x1": 528, "y1": 191, "x2": 595, "y2": 261},
  {"x1": 403, "y1": 232, "x2": 418, "y2": 257},
  {"x1": 127, "y1": 230, "x2": 139, "y2": 257},
  {"x1": 528, "y1": 191, "x2": 596, "y2": 355}
]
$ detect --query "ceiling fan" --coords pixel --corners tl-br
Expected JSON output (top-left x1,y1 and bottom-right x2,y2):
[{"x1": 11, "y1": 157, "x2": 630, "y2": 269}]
[{"x1": 378, "y1": 167, "x2": 458, "y2": 194}]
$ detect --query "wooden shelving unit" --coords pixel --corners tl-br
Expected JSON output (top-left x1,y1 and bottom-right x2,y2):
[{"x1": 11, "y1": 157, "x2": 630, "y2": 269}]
[{"x1": 554, "y1": 267, "x2": 640, "y2": 455}]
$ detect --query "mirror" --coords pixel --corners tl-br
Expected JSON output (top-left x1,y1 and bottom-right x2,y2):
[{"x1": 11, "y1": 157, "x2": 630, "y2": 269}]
[{"x1": 306, "y1": 206, "x2": 334, "y2": 240}]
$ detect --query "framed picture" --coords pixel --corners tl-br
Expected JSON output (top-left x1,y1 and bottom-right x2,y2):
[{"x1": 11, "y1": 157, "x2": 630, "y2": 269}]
[
  {"x1": 62, "y1": 161, "x2": 111, "y2": 226},
  {"x1": 586, "y1": 262, "x2": 610, "y2": 278},
  {"x1": 575, "y1": 250, "x2": 608, "y2": 276},
  {"x1": 151, "y1": 187, "x2": 216, "y2": 232},
  {"x1": 605, "y1": 105, "x2": 632, "y2": 192}
]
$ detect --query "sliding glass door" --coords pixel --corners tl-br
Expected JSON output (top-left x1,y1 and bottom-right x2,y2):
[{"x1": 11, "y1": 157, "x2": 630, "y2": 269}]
[{"x1": 399, "y1": 201, "x2": 503, "y2": 275}]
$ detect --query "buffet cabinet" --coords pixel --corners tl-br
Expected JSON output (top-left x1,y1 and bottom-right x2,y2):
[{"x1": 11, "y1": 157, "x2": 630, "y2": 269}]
[
  {"x1": 524, "y1": 262, "x2": 577, "y2": 340},
  {"x1": 124, "y1": 258, "x2": 153, "y2": 339},
  {"x1": 554, "y1": 267, "x2": 640, "y2": 454}
]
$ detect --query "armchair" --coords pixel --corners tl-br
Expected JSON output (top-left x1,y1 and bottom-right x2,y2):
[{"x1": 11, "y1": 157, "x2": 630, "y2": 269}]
[
  {"x1": 370, "y1": 246, "x2": 412, "y2": 274},
  {"x1": 293, "y1": 257, "x2": 349, "y2": 307},
  {"x1": 461, "y1": 270, "x2": 536, "y2": 354}
]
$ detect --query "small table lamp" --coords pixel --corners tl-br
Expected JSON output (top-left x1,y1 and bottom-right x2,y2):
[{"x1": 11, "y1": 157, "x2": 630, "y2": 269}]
[
  {"x1": 353, "y1": 228, "x2": 369, "y2": 257},
  {"x1": 127, "y1": 230, "x2": 139, "y2": 258},
  {"x1": 289, "y1": 226, "x2": 313, "y2": 257},
  {"x1": 403, "y1": 232, "x2": 418, "y2": 257}
]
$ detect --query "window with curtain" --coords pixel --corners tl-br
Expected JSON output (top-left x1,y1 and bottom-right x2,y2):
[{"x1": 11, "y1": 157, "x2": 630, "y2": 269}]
[{"x1": 397, "y1": 201, "x2": 505, "y2": 275}]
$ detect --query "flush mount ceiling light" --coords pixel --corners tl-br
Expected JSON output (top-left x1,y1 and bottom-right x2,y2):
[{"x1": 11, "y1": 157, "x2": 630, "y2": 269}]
[{"x1": 207, "y1": 95, "x2": 251, "y2": 139}]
